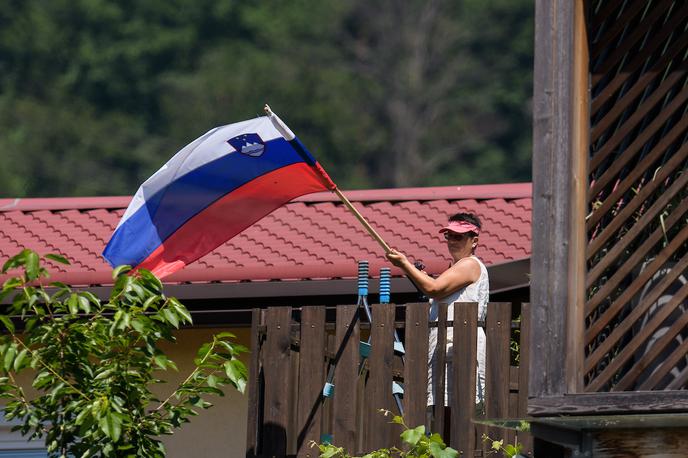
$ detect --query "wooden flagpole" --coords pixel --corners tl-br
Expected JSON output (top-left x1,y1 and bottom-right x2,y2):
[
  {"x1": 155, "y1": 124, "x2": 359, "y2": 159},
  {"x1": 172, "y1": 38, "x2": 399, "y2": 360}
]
[
  {"x1": 264, "y1": 104, "x2": 392, "y2": 254},
  {"x1": 332, "y1": 187, "x2": 392, "y2": 254}
]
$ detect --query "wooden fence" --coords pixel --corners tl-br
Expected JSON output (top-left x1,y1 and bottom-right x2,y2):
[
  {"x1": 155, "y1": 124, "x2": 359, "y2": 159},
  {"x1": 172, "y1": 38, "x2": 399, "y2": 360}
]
[{"x1": 245, "y1": 302, "x2": 531, "y2": 457}]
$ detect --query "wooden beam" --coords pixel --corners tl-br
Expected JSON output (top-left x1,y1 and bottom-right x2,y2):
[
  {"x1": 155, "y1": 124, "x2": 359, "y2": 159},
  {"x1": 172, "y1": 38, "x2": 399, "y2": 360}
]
[
  {"x1": 530, "y1": 0, "x2": 577, "y2": 398},
  {"x1": 529, "y1": 391, "x2": 688, "y2": 416},
  {"x1": 567, "y1": 0, "x2": 589, "y2": 395}
]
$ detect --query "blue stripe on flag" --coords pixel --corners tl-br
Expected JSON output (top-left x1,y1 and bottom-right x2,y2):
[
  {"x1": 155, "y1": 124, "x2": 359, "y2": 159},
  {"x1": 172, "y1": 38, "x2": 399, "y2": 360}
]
[
  {"x1": 288, "y1": 137, "x2": 317, "y2": 165},
  {"x1": 103, "y1": 137, "x2": 306, "y2": 267}
]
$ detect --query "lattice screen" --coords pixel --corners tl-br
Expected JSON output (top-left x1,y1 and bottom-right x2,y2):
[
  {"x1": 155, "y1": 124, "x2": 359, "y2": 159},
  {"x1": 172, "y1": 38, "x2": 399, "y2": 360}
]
[{"x1": 584, "y1": 0, "x2": 688, "y2": 392}]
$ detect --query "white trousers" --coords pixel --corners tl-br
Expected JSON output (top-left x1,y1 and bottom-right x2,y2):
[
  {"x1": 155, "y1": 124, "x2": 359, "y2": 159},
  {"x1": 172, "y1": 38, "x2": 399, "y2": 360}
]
[{"x1": 427, "y1": 326, "x2": 486, "y2": 406}]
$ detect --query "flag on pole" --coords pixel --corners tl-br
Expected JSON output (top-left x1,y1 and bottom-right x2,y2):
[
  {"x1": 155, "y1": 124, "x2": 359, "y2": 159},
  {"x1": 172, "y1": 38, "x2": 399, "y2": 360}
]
[{"x1": 103, "y1": 111, "x2": 336, "y2": 279}]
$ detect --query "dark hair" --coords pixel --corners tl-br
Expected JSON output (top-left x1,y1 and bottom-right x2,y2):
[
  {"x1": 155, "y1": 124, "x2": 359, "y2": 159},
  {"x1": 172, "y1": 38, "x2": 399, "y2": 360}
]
[{"x1": 448, "y1": 212, "x2": 482, "y2": 234}]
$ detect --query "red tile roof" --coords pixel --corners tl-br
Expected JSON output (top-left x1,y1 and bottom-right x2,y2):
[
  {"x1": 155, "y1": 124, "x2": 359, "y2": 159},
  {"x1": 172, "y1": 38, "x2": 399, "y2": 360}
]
[{"x1": 0, "y1": 183, "x2": 531, "y2": 286}]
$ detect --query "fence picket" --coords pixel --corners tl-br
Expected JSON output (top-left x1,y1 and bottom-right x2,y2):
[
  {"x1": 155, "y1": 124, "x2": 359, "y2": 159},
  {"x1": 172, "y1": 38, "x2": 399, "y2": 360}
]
[
  {"x1": 519, "y1": 303, "x2": 533, "y2": 453},
  {"x1": 486, "y1": 303, "x2": 512, "y2": 446},
  {"x1": 333, "y1": 304, "x2": 360, "y2": 450},
  {"x1": 296, "y1": 306, "x2": 326, "y2": 457},
  {"x1": 365, "y1": 303, "x2": 396, "y2": 450},
  {"x1": 433, "y1": 302, "x2": 449, "y2": 437},
  {"x1": 404, "y1": 302, "x2": 430, "y2": 429},
  {"x1": 262, "y1": 306, "x2": 292, "y2": 456},
  {"x1": 451, "y1": 302, "x2": 478, "y2": 456},
  {"x1": 246, "y1": 308, "x2": 263, "y2": 458}
]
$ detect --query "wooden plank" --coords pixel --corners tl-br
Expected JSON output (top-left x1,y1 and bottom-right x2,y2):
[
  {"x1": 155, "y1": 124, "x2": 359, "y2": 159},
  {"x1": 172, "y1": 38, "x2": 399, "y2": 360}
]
[
  {"x1": 528, "y1": 391, "x2": 688, "y2": 416},
  {"x1": 590, "y1": 65, "x2": 687, "y2": 146},
  {"x1": 296, "y1": 306, "x2": 326, "y2": 457},
  {"x1": 586, "y1": 180, "x2": 688, "y2": 323},
  {"x1": 590, "y1": 0, "x2": 679, "y2": 89},
  {"x1": 517, "y1": 302, "x2": 532, "y2": 455},
  {"x1": 364, "y1": 303, "x2": 396, "y2": 450},
  {"x1": 593, "y1": 428, "x2": 688, "y2": 458},
  {"x1": 587, "y1": 189, "x2": 688, "y2": 288},
  {"x1": 639, "y1": 332, "x2": 688, "y2": 390},
  {"x1": 589, "y1": 0, "x2": 648, "y2": 61},
  {"x1": 332, "y1": 304, "x2": 360, "y2": 451},
  {"x1": 450, "y1": 302, "x2": 477, "y2": 457},
  {"x1": 485, "y1": 303, "x2": 512, "y2": 443},
  {"x1": 590, "y1": 4, "x2": 688, "y2": 113},
  {"x1": 506, "y1": 366, "x2": 519, "y2": 448},
  {"x1": 322, "y1": 332, "x2": 335, "y2": 444},
  {"x1": 262, "y1": 307, "x2": 292, "y2": 456},
  {"x1": 517, "y1": 303, "x2": 530, "y2": 417},
  {"x1": 289, "y1": 336, "x2": 301, "y2": 455},
  {"x1": 587, "y1": 126, "x2": 688, "y2": 234},
  {"x1": 531, "y1": 0, "x2": 576, "y2": 399},
  {"x1": 667, "y1": 364, "x2": 688, "y2": 391},
  {"x1": 568, "y1": 0, "x2": 589, "y2": 395},
  {"x1": 356, "y1": 363, "x2": 366, "y2": 454},
  {"x1": 587, "y1": 170, "x2": 688, "y2": 292},
  {"x1": 245, "y1": 308, "x2": 262, "y2": 458},
  {"x1": 589, "y1": 84, "x2": 688, "y2": 199},
  {"x1": 614, "y1": 280, "x2": 688, "y2": 391},
  {"x1": 433, "y1": 302, "x2": 448, "y2": 436},
  {"x1": 586, "y1": 255, "x2": 688, "y2": 391},
  {"x1": 403, "y1": 302, "x2": 430, "y2": 429},
  {"x1": 585, "y1": 226, "x2": 688, "y2": 354}
]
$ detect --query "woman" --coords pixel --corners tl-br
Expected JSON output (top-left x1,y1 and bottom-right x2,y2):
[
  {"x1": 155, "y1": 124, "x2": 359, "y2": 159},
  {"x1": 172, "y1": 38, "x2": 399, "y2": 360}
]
[{"x1": 386, "y1": 212, "x2": 489, "y2": 407}]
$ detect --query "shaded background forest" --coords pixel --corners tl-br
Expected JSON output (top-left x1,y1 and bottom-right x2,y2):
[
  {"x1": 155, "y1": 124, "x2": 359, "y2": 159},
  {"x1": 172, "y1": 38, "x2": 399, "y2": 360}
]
[{"x1": 0, "y1": 0, "x2": 533, "y2": 197}]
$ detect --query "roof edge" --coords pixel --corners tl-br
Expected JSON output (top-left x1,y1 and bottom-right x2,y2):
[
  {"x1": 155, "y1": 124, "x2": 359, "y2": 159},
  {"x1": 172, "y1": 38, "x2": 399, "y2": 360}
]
[
  {"x1": 1, "y1": 257, "x2": 530, "y2": 303},
  {"x1": 295, "y1": 182, "x2": 532, "y2": 203},
  {"x1": 0, "y1": 183, "x2": 532, "y2": 212},
  {"x1": 0, "y1": 196, "x2": 133, "y2": 212}
]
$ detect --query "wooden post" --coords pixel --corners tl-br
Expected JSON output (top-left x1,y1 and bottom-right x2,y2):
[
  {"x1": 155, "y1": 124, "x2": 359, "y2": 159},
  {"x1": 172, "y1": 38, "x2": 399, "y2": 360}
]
[
  {"x1": 530, "y1": 0, "x2": 578, "y2": 400},
  {"x1": 568, "y1": 0, "x2": 590, "y2": 395}
]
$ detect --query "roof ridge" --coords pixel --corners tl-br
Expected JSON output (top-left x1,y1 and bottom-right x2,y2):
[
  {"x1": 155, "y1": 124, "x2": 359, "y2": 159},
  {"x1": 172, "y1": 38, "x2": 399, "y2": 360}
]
[{"x1": 0, "y1": 183, "x2": 532, "y2": 212}]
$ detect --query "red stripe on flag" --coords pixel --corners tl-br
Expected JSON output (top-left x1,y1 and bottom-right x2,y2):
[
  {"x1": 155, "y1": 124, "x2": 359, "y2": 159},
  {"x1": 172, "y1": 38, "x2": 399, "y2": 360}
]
[{"x1": 137, "y1": 162, "x2": 331, "y2": 278}]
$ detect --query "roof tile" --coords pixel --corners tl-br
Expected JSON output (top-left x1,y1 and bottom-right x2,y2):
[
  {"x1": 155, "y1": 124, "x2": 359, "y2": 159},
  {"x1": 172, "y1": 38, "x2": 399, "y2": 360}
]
[{"x1": 0, "y1": 184, "x2": 532, "y2": 285}]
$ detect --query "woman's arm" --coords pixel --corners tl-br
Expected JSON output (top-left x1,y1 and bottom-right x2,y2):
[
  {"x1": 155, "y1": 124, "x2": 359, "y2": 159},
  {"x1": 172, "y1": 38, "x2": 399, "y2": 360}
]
[{"x1": 386, "y1": 249, "x2": 480, "y2": 299}]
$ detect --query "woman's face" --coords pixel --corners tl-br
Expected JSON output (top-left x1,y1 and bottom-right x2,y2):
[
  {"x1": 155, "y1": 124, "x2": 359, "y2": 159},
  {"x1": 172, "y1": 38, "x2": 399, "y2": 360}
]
[{"x1": 443, "y1": 231, "x2": 477, "y2": 258}]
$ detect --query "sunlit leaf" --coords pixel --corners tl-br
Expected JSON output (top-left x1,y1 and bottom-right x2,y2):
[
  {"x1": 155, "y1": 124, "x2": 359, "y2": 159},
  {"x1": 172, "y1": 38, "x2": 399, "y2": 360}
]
[
  {"x1": 24, "y1": 251, "x2": 40, "y2": 280},
  {"x1": 400, "y1": 425, "x2": 424, "y2": 446},
  {"x1": 45, "y1": 253, "x2": 70, "y2": 265},
  {"x1": 112, "y1": 265, "x2": 132, "y2": 280},
  {"x1": 0, "y1": 315, "x2": 15, "y2": 333}
]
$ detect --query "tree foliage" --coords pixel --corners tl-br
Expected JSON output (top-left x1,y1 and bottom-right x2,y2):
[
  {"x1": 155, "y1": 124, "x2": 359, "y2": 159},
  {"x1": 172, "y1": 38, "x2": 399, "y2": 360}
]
[
  {"x1": 0, "y1": 250, "x2": 248, "y2": 457},
  {"x1": 0, "y1": 0, "x2": 533, "y2": 197}
]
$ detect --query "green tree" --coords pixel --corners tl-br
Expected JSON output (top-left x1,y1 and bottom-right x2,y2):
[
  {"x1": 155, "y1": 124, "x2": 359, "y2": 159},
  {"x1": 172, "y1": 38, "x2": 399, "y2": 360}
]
[
  {"x1": 0, "y1": 249, "x2": 248, "y2": 457},
  {"x1": 0, "y1": 0, "x2": 534, "y2": 197}
]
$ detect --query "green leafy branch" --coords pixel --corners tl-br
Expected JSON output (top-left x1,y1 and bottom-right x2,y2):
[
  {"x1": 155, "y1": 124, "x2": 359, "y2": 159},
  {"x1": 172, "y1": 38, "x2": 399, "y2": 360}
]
[
  {"x1": 0, "y1": 249, "x2": 249, "y2": 457},
  {"x1": 311, "y1": 410, "x2": 459, "y2": 458}
]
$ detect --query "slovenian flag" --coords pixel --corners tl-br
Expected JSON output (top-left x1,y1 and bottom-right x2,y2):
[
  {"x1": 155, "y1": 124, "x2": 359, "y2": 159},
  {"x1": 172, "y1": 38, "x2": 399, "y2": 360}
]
[{"x1": 103, "y1": 111, "x2": 336, "y2": 279}]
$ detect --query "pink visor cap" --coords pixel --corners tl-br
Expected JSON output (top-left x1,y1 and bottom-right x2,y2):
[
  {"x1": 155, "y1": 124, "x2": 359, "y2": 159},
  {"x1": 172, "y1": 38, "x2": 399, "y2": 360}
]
[{"x1": 439, "y1": 220, "x2": 480, "y2": 235}]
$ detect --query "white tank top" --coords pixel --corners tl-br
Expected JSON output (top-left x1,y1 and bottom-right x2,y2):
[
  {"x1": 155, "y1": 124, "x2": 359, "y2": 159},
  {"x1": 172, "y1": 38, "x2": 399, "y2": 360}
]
[{"x1": 429, "y1": 255, "x2": 490, "y2": 323}]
